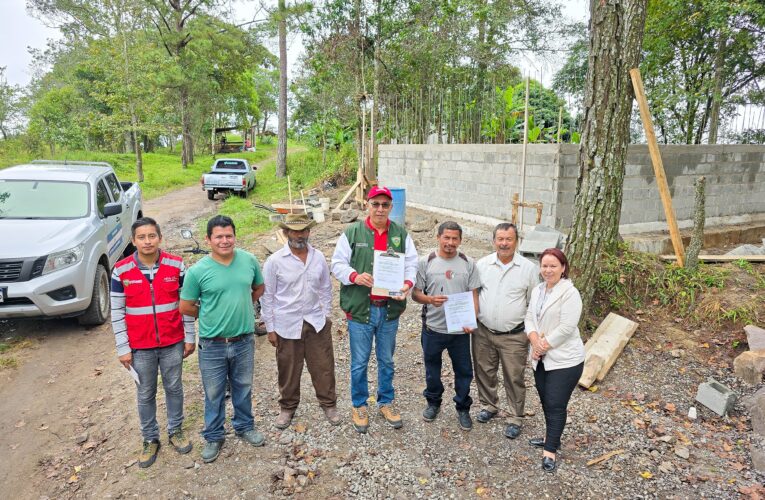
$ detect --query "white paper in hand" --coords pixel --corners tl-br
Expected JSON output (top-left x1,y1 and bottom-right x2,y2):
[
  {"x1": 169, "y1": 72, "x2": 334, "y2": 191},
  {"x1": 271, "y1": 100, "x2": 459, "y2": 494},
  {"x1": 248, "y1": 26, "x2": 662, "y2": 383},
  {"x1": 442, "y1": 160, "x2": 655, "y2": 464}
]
[
  {"x1": 443, "y1": 291, "x2": 478, "y2": 333},
  {"x1": 126, "y1": 365, "x2": 140, "y2": 385}
]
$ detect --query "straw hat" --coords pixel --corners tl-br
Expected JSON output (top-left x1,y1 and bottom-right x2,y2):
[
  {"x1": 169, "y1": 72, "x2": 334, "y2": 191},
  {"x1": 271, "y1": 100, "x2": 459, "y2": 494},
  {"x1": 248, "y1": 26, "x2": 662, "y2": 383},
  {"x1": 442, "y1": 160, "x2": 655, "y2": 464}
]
[{"x1": 278, "y1": 212, "x2": 316, "y2": 231}]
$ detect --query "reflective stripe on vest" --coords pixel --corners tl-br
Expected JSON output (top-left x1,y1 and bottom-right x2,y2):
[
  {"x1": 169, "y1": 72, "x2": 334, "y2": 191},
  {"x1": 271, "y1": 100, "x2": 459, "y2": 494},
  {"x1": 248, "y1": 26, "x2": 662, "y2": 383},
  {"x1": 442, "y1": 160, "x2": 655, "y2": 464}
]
[{"x1": 125, "y1": 301, "x2": 179, "y2": 316}]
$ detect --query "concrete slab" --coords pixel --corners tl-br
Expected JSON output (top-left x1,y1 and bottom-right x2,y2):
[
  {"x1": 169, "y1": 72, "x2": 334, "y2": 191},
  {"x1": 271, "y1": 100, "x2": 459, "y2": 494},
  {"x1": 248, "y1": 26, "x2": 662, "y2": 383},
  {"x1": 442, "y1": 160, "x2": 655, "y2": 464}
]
[
  {"x1": 725, "y1": 244, "x2": 765, "y2": 256},
  {"x1": 745, "y1": 325, "x2": 765, "y2": 351}
]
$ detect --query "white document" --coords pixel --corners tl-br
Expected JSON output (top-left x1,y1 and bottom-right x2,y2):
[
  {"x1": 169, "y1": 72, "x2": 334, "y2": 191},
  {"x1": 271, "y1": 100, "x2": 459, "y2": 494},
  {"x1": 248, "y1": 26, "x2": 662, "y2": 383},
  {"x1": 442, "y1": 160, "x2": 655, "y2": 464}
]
[
  {"x1": 444, "y1": 291, "x2": 478, "y2": 333},
  {"x1": 371, "y1": 250, "x2": 405, "y2": 297},
  {"x1": 126, "y1": 365, "x2": 141, "y2": 385}
]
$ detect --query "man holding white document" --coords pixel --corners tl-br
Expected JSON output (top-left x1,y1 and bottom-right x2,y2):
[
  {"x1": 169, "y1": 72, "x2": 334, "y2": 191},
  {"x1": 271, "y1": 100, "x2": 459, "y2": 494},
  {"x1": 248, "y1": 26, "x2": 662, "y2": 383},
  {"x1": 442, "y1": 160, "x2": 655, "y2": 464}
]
[
  {"x1": 331, "y1": 186, "x2": 418, "y2": 433},
  {"x1": 412, "y1": 222, "x2": 480, "y2": 431}
]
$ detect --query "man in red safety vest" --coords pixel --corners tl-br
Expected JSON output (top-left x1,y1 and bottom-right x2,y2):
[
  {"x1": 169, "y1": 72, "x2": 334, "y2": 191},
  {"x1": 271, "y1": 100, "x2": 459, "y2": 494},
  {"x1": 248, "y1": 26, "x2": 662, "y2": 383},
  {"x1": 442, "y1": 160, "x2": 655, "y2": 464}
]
[{"x1": 111, "y1": 217, "x2": 197, "y2": 468}]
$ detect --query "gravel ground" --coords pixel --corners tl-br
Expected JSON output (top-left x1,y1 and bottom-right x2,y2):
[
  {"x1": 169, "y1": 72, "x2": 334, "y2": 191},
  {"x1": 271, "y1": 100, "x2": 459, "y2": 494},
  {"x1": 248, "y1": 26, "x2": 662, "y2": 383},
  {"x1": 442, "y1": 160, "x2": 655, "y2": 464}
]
[{"x1": 9, "y1": 191, "x2": 765, "y2": 499}]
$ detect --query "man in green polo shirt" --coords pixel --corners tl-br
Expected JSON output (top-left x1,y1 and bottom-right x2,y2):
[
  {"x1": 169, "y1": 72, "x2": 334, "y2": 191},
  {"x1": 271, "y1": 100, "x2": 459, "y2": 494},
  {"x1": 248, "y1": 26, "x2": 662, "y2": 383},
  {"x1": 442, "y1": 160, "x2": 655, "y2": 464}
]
[{"x1": 180, "y1": 215, "x2": 265, "y2": 463}]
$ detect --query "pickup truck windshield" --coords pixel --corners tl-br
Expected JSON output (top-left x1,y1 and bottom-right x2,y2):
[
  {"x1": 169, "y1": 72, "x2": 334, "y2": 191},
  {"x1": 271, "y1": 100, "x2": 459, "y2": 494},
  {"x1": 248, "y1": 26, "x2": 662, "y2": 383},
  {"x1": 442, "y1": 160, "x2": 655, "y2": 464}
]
[
  {"x1": 0, "y1": 180, "x2": 90, "y2": 219},
  {"x1": 216, "y1": 160, "x2": 246, "y2": 170}
]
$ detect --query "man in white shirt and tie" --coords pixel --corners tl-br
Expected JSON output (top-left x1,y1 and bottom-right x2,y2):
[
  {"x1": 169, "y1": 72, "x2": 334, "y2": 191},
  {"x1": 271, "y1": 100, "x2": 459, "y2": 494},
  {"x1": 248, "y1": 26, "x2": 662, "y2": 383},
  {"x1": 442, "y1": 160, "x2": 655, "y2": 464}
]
[{"x1": 261, "y1": 213, "x2": 339, "y2": 429}]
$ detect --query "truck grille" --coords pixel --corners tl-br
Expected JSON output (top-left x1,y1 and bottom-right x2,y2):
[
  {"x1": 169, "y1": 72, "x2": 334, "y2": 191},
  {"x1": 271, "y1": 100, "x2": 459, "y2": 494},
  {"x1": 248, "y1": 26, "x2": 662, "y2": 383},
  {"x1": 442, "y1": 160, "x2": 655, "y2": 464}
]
[{"x1": 0, "y1": 261, "x2": 23, "y2": 281}]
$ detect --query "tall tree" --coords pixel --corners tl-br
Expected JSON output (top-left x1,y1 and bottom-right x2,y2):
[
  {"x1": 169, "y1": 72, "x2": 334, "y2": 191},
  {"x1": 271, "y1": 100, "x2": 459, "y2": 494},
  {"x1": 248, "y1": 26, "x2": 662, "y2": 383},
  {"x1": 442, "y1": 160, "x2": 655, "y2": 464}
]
[
  {"x1": 0, "y1": 68, "x2": 21, "y2": 140},
  {"x1": 566, "y1": 0, "x2": 648, "y2": 316},
  {"x1": 277, "y1": 0, "x2": 288, "y2": 177}
]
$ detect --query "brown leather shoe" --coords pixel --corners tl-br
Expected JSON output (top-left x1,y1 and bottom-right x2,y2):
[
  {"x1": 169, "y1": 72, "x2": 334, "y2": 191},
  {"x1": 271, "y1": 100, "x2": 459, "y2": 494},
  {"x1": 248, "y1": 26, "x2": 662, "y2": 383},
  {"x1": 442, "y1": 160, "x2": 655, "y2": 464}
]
[
  {"x1": 378, "y1": 403, "x2": 403, "y2": 429},
  {"x1": 274, "y1": 409, "x2": 294, "y2": 430},
  {"x1": 351, "y1": 406, "x2": 369, "y2": 434},
  {"x1": 323, "y1": 406, "x2": 341, "y2": 426}
]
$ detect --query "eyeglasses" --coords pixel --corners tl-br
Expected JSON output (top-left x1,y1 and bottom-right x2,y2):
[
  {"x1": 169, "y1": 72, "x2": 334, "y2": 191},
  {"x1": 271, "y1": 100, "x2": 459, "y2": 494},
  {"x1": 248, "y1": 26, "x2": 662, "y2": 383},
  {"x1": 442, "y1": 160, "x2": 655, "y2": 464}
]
[{"x1": 369, "y1": 202, "x2": 391, "y2": 209}]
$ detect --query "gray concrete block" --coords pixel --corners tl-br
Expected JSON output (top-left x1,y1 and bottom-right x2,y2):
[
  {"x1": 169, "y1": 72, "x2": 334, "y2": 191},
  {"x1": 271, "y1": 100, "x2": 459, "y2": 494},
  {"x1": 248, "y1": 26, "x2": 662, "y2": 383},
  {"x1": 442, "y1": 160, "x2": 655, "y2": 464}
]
[{"x1": 695, "y1": 378, "x2": 737, "y2": 416}]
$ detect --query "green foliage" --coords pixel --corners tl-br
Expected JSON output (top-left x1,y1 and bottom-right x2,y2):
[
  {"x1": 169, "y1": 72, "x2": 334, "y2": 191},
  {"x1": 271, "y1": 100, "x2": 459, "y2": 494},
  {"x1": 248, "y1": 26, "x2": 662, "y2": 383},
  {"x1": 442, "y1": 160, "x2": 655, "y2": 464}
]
[{"x1": 28, "y1": 85, "x2": 87, "y2": 153}]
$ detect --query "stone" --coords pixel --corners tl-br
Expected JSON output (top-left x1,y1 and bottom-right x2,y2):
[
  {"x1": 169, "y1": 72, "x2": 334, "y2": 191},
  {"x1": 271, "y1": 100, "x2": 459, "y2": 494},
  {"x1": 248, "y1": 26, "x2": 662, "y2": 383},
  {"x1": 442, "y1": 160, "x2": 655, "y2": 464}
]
[
  {"x1": 695, "y1": 378, "x2": 737, "y2": 417},
  {"x1": 297, "y1": 475, "x2": 308, "y2": 487},
  {"x1": 183, "y1": 461, "x2": 196, "y2": 470},
  {"x1": 658, "y1": 461, "x2": 675, "y2": 474},
  {"x1": 657, "y1": 435, "x2": 674, "y2": 443},
  {"x1": 750, "y1": 388, "x2": 765, "y2": 437},
  {"x1": 278, "y1": 431, "x2": 294, "y2": 445},
  {"x1": 670, "y1": 349, "x2": 683, "y2": 358},
  {"x1": 687, "y1": 407, "x2": 697, "y2": 420},
  {"x1": 751, "y1": 443, "x2": 765, "y2": 473},
  {"x1": 340, "y1": 209, "x2": 360, "y2": 224},
  {"x1": 74, "y1": 432, "x2": 89, "y2": 445},
  {"x1": 733, "y1": 350, "x2": 765, "y2": 385},
  {"x1": 745, "y1": 325, "x2": 765, "y2": 351},
  {"x1": 674, "y1": 446, "x2": 690, "y2": 460},
  {"x1": 408, "y1": 217, "x2": 436, "y2": 233},
  {"x1": 331, "y1": 211, "x2": 342, "y2": 221}
]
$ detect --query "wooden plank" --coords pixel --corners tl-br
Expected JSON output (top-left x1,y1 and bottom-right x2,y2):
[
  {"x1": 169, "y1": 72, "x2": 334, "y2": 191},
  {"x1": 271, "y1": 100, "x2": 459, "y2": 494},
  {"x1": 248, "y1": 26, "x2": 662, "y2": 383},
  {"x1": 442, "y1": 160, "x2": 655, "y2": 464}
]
[
  {"x1": 274, "y1": 229, "x2": 287, "y2": 245},
  {"x1": 630, "y1": 68, "x2": 686, "y2": 267},
  {"x1": 333, "y1": 179, "x2": 362, "y2": 213},
  {"x1": 578, "y1": 313, "x2": 639, "y2": 388},
  {"x1": 587, "y1": 449, "x2": 625, "y2": 467},
  {"x1": 660, "y1": 254, "x2": 765, "y2": 263}
]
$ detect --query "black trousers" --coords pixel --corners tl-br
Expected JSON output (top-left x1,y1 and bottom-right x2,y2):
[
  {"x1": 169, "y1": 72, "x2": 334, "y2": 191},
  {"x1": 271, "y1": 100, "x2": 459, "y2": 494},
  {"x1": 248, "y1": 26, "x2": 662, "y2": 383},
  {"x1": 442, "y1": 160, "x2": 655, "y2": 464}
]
[
  {"x1": 421, "y1": 326, "x2": 473, "y2": 411},
  {"x1": 533, "y1": 361, "x2": 584, "y2": 454}
]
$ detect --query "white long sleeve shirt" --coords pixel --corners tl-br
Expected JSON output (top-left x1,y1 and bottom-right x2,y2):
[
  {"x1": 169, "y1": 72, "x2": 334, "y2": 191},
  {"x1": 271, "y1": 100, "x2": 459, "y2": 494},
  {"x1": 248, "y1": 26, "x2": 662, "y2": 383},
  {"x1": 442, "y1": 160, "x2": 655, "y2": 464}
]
[
  {"x1": 260, "y1": 243, "x2": 333, "y2": 339},
  {"x1": 476, "y1": 252, "x2": 539, "y2": 332},
  {"x1": 330, "y1": 227, "x2": 418, "y2": 287}
]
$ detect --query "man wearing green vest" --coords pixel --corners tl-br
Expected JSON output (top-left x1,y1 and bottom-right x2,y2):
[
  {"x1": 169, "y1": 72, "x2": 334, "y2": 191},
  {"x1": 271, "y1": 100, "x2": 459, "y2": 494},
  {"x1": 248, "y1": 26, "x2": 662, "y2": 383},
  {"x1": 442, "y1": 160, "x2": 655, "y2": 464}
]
[{"x1": 331, "y1": 186, "x2": 418, "y2": 433}]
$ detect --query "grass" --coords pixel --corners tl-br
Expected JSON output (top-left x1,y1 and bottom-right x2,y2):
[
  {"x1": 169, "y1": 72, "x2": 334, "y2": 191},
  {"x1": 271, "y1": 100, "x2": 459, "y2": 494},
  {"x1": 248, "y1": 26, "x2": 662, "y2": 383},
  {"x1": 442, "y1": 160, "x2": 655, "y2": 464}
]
[
  {"x1": 0, "y1": 357, "x2": 19, "y2": 369},
  {"x1": 213, "y1": 144, "x2": 356, "y2": 243},
  {"x1": 0, "y1": 138, "x2": 280, "y2": 200}
]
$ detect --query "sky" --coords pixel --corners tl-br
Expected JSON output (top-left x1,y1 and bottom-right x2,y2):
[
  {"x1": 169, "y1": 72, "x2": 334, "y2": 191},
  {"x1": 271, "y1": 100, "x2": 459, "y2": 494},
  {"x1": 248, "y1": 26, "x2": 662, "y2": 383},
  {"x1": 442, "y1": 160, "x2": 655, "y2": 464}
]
[{"x1": 1, "y1": 0, "x2": 589, "y2": 87}]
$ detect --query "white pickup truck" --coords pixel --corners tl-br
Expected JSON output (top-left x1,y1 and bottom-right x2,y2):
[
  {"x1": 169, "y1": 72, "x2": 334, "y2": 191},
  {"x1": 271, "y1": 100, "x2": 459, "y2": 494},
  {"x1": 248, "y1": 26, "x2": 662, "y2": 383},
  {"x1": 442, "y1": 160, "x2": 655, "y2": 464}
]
[
  {"x1": 0, "y1": 160, "x2": 142, "y2": 325},
  {"x1": 201, "y1": 158, "x2": 256, "y2": 200}
]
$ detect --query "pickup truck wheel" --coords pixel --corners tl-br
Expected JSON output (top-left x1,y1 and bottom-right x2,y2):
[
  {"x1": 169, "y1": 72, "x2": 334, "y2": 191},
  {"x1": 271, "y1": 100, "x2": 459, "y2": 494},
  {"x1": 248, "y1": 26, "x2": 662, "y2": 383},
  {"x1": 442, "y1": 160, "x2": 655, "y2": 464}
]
[
  {"x1": 239, "y1": 188, "x2": 248, "y2": 199},
  {"x1": 207, "y1": 190, "x2": 215, "y2": 201},
  {"x1": 78, "y1": 264, "x2": 109, "y2": 326}
]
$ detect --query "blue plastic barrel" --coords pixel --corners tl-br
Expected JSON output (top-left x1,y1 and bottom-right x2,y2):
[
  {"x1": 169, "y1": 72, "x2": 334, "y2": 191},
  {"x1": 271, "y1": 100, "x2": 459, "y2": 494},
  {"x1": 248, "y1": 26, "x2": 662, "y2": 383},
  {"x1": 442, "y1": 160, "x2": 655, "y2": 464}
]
[{"x1": 389, "y1": 187, "x2": 406, "y2": 227}]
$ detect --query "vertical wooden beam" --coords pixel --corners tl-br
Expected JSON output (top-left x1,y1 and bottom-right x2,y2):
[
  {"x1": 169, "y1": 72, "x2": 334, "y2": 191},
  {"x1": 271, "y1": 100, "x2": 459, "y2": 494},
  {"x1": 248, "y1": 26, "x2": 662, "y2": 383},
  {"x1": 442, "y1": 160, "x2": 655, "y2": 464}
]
[
  {"x1": 630, "y1": 68, "x2": 686, "y2": 266},
  {"x1": 511, "y1": 193, "x2": 519, "y2": 225}
]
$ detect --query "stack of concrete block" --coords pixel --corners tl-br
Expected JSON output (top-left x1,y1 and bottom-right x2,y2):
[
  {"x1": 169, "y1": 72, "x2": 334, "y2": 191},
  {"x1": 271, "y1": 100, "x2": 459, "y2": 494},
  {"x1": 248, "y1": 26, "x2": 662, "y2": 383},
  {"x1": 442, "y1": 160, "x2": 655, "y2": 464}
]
[{"x1": 733, "y1": 325, "x2": 765, "y2": 385}]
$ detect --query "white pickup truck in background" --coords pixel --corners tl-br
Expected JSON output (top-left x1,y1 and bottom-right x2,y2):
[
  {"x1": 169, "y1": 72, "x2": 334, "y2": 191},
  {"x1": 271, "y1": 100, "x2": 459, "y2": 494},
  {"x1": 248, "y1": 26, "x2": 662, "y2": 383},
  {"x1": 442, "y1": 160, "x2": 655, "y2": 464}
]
[
  {"x1": 0, "y1": 160, "x2": 142, "y2": 325},
  {"x1": 201, "y1": 158, "x2": 257, "y2": 200}
]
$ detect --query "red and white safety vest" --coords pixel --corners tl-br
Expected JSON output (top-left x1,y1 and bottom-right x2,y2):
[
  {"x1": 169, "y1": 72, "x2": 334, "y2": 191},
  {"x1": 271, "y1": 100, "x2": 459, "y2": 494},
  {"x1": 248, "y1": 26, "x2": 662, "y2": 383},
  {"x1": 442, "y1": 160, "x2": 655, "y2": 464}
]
[{"x1": 114, "y1": 252, "x2": 184, "y2": 349}]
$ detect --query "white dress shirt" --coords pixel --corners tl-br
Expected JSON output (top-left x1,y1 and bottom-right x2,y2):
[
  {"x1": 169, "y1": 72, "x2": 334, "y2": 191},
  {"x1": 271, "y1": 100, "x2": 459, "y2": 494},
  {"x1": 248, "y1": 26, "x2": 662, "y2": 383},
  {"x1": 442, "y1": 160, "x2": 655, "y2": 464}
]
[
  {"x1": 261, "y1": 243, "x2": 333, "y2": 339},
  {"x1": 476, "y1": 252, "x2": 539, "y2": 332}
]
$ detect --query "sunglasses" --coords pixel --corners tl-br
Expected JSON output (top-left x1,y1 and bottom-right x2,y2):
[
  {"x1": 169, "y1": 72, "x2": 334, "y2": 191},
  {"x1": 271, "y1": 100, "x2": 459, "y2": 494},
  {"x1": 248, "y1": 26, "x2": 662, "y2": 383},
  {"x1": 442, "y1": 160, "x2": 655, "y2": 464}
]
[{"x1": 369, "y1": 201, "x2": 392, "y2": 208}]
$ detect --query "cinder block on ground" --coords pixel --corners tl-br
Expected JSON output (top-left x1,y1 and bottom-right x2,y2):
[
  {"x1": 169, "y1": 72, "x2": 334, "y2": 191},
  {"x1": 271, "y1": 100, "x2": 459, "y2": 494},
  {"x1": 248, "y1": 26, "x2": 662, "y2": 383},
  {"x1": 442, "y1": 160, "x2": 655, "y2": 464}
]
[
  {"x1": 745, "y1": 325, "x2": 765, "y2": 351},
  {"x1": 734, "y1": 350, "x2": 765, "y2": 385},
  {"x1": 695, "y1": 378, "x2": 737, "y2": 416}
]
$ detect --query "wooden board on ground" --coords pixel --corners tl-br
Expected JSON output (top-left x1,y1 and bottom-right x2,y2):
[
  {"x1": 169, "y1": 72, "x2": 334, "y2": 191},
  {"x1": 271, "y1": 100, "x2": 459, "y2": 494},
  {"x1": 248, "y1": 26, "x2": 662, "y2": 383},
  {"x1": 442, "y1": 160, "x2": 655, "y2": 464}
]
[
  {"x1": 271, "y1": 203, "x2": 308, "y2": 214},
  {"x1": 660, "y1": 254, "x2": 765, "y2": 263},
  {"x1": 586, "y1": 449, "x2": 626, "y2": 467},
  {"x1": 274, "y1": 229, "x2": 287, "y2": 245},
  {"x1": 579, "y1": 313, "x2": 639, "y2": 388}
]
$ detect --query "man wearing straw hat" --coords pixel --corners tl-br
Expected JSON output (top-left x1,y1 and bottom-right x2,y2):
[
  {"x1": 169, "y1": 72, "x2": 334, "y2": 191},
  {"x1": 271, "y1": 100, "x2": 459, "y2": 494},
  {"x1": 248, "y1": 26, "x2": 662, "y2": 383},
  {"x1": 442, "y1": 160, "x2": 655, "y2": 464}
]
[
  {"x1": 331, "y1": 186, "x2": 418, "y2": 433},
  {"x1": 261, "y1": 213, "x2": 339, "y2": 429}
]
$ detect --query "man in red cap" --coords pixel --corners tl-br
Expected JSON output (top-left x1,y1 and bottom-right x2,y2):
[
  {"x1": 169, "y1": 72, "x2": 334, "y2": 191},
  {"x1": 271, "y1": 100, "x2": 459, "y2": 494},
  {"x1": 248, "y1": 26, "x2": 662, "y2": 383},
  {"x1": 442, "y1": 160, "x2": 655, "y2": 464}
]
[{"x1": 331, "y1": 186, "x2": 418, "y2": 433}]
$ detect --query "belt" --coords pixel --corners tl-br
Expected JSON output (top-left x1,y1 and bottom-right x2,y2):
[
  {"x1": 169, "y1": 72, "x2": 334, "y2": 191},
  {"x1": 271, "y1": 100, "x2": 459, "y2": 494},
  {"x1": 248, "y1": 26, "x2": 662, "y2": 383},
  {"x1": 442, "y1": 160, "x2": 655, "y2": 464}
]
[
  {"x1": 483, "y1": 322, "x2": 525, "y2": 335},
  {"x1": 370, "y1": 299, "x2": 388, "y2": 307},
  {"x1": 207, "y1": 333, "x2": 252, "y2": 343}
]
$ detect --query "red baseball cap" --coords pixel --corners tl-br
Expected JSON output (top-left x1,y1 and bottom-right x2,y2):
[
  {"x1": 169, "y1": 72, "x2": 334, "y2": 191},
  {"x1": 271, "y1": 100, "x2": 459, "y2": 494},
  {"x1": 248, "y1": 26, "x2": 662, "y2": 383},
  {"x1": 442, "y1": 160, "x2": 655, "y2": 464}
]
[{"x1": 367, "y1": 186, "x2": 392, "y2": 200}]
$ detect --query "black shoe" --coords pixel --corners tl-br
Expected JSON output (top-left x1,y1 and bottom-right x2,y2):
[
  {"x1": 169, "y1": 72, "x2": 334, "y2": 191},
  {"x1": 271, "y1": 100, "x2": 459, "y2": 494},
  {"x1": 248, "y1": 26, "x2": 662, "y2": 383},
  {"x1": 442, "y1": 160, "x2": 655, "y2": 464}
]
[
  {"x1": 528, "y1": 437, "x2": 545, "y2": 448},
  {"x1": 476, "y1": 409, "x2": 498, "y2": 423},
  {"x1": 504, "y1": 424, "x2": 522, "y2": 439},
  {"x1": 542, "y1": 456, "x2": 556, "y2": 473},
  {"x1": 422, "y1": 405, "x2": 440, "y2": 422},
  {"x1": 457, "y1": 410, "x2": 473, "y2": 431}
]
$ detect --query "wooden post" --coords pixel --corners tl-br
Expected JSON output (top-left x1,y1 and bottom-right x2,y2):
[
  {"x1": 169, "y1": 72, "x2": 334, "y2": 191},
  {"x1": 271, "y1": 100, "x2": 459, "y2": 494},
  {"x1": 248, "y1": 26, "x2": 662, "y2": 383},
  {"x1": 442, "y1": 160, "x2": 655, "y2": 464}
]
[
  {"x1": 287, "y1": 175, "x2": 293, "y2": 213},
  {"x1": 511, "y1": 193, "x2": 519, "y2": 225},
  {"x1": 630, "y1": 68, "x2": 686, "y2": 266}
]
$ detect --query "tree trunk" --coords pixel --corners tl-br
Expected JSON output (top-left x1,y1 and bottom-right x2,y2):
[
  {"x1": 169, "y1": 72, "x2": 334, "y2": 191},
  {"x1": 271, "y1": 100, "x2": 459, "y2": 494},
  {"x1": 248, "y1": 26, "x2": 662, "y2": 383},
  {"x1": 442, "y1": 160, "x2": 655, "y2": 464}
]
[
  {"x1": 707, "y1": 35, "x2": 726, "y2": 144},
  {"x1": 132, "y1": 129, "x2": 144, "y2": 182},
  {"x1": 566, "y1": 0, "x2": 648, "y2": 317},
  {"x1": 180, "y1": 87, "x2": 193, "y2": 168},
  {"x1": 276, "y1": 0, "x2": 288, "y2": 178},
  {"x1": 685, "y1": 176, "x2": 706, "y2": 270},
  {"x1": 261, "y1": 111, "x2": 269, "y2": 136}
]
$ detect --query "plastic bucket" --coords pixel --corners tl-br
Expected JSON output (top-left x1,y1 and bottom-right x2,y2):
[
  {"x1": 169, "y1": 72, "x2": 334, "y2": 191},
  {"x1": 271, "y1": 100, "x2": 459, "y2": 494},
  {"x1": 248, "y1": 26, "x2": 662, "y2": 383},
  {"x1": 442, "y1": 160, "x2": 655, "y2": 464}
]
[
  {"x1": 319, "y1": 197, "x2": 331, "y2": 211},
  {"x1": 313, "y1": 209, "x2": 325, "y2": 223},
  {"x1": 388, "y1": 187, "x2": 406, "y2": 227}
]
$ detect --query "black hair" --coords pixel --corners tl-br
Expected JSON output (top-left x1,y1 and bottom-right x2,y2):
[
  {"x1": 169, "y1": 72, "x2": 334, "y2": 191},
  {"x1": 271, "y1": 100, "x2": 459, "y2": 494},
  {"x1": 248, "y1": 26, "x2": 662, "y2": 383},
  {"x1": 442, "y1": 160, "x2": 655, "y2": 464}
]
[
  {"x1": 492, "y1": 222, "x2": 518, "y2": 241},
  {"x1": 131, "y1": 217, "x2": 161, "y2": 238},
  {"x1": 437, "y1": 221, "x2": 462, "y2": 238},
  {"x1": 207, "y1": 215, "x2": 236, "y2": 237}
]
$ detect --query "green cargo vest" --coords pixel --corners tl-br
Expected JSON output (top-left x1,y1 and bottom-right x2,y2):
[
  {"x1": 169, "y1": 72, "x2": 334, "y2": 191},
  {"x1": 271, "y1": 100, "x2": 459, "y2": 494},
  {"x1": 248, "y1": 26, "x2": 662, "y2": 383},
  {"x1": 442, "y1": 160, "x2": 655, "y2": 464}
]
[{"x1": 339, "y1": 220, "x2": 408, "y2": 323}]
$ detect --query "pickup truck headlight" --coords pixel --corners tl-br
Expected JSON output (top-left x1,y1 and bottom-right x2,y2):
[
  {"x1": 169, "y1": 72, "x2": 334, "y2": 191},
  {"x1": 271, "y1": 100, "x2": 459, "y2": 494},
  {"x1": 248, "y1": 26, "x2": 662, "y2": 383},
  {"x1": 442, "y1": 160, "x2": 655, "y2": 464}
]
[{"x1": 42, "y1": 244, "x2": 84, "y2": 275}]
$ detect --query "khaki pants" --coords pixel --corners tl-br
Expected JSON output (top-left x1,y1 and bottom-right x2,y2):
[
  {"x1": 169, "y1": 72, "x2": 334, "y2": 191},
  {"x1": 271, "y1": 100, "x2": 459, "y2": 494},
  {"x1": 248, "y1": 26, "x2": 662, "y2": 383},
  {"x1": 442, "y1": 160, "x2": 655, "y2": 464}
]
[
  {"x1": 471, "y1": 321, "x2": 529, "y2": 426},
  {"x1": 276, "y1": 320, "x2": 337, "y2": 411}
]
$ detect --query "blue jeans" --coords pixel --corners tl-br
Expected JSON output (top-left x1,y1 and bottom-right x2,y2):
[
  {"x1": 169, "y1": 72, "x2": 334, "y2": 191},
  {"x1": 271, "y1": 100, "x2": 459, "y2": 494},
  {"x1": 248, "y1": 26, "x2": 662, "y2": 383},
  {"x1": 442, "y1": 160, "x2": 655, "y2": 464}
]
[
  {"x1": 421, "y1": 326, "x2": 473, "y2": 411},
  {"x1": 198, "y1": 335, "x2": 255, "y2": 442},
  {"x1": 132, "y1": 341, "x2": 185, "y2": 442},
  {"x1": 347, "y1": 305, "x2": 399, "y2": 408}
]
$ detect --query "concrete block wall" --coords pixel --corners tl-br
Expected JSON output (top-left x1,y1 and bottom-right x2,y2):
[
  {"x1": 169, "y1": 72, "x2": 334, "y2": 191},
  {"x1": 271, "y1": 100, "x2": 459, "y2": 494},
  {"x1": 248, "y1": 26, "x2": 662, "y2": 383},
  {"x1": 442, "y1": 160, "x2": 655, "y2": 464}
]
[{"x1": 378, "y1": 143, "x2": 765, "y2": 234}]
